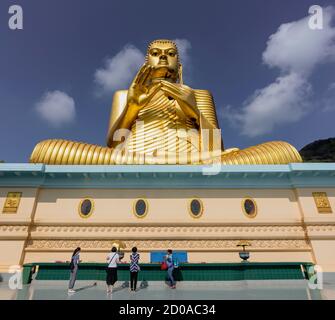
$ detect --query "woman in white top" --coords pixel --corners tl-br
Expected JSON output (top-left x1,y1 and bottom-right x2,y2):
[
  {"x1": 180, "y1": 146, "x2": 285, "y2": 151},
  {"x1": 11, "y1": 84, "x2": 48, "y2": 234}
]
[{"x1": 106, "y1": 247, "x2": 120, "y2": 293}]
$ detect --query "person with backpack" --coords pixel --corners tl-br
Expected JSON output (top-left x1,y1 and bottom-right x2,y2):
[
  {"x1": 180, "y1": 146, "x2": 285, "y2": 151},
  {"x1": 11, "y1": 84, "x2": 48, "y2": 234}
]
[
  {"x1": 68, "y1": 247, "x2": 81, "y2": 293},
  {"x1": 129, "y1": 247, "x2": 140, "y2": 292},
  {"x1": 164, "y1": 249, "x2": 176, "y2": 289},
  {"x1": 106, "y1": 247, "x2": 120, "y2": 293}
]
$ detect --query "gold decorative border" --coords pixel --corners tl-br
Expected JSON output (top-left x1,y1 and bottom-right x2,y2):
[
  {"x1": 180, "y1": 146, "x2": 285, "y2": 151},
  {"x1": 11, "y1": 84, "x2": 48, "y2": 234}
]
[
  {"x1": 30, "y1": 224, "x2": 306, "y2": 235},
  {"x1": 25, "y1": 239, "x2": 311, "y2": 252},
  {"x1": 242, "y1": 197, "x2": 258, "y2": 219},
  {"x1": 78, "y1": 198, "x2": 94, "y2": 219},
  {"x1": 133, "y1": 198, "x2": 149, "y2": 219},
  {"x1": 188, "y1": 198, "x2": 204, "y2": 219}
]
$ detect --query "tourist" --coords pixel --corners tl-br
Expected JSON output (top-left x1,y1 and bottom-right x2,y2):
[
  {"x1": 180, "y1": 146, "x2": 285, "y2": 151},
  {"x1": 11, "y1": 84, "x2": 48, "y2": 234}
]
[
  {"x1": 129, "y1": 247, "x2": 140, "y2": 292},
  {"x1": 68, "y1": 247, "x2": 81, "y2": 293},
  {"x1": 106, "y1": 247, "x2": 120, "y2": 293},
  {"x1": 165, "y1": 249, "x2": 176, "y2": 289}
]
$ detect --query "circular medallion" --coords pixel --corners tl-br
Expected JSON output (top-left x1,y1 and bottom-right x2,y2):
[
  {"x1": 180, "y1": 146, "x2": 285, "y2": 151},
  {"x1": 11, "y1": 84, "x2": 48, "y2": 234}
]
[
  {"x1": 242, "y1": 198, "x2": 257, "y2": 218},
  {"x1": 189, "y1": 198, "x2": 204, "y2": 218},
  {"x1": 78, "y1": 198, "x2": 94, "y2": 218},
  {"x1": 133, "y1": 199, "x2": 148, "y2": 218}
]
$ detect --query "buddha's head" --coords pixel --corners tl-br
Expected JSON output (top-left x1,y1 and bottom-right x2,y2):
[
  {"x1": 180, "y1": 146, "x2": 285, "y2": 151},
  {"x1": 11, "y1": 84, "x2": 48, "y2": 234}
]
[{"x1": 145, "y1": 39, "x2": 182, "y2": 83}]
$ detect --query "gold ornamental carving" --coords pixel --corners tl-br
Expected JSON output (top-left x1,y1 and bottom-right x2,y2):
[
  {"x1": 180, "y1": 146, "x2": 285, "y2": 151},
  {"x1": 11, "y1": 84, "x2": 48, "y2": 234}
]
[
  {"x1": 2, "y1": 192, "x2": 22, "y2": 213},
  {"x1": 312, "y1": 192, "x2": 333, "y2": 213}
]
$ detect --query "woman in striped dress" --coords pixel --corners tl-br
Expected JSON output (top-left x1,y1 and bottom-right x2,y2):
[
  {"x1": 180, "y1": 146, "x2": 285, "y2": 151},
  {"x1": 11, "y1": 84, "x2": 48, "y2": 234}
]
[{"x1": 130, "y1": 247, "x2": 140, "y2": 292}]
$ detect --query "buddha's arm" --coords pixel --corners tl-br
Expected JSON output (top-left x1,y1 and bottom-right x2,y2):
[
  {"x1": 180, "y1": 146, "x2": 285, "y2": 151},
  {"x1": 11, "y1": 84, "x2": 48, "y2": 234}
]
[
  {"x1": 160, "y1": 82, "x2": 203, "y2": 127},
  {"x1": 107, "y1": 65, "x2": 161, "y2": 148},
  {"x1": 107, "y1": 102, "x2": 141, "y2": 149},
  {"x1": 194, "y1": 90, "x2": 219, "y2": 129},
  {"x1": 194, "y1": 89, "x2": 224, "y2": 152},
  {"x1": 107, "y1": 90, "x2": 143, "y2": 148},
  {"x1": 164, "y1": 85, "x2": 220, "y2": 153}
]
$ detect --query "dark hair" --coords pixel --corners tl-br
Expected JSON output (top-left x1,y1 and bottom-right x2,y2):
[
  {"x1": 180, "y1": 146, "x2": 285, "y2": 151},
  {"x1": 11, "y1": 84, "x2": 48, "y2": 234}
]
[
  {"x1": 132, "y1": 247, "x2": 137, "y2": 253},
  {"x1": 167, "y1": 249, "x2": 172, "y2": 254},
  {"x1": 72, "y1": 247, "x2": 81, "y2": 257},
  {"x1": 111, "y1": 247, "x2": 117, "y2": 252}
]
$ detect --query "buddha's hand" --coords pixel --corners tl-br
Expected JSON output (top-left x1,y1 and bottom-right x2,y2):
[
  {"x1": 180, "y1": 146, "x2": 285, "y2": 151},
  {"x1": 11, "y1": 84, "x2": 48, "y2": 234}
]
[
  {"x1": 127, "y1": 64, "x2": 162, "y2": 112},
  {"x1": 160, "y1": 81, "x2": 199, "y2": 122}
]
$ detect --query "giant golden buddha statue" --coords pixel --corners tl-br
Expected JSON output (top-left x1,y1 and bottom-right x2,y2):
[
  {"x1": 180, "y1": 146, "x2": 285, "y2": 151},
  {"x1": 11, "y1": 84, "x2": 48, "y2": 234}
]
[{"x1": 30, "y1": 39, "x2": 302, "y2": 165}]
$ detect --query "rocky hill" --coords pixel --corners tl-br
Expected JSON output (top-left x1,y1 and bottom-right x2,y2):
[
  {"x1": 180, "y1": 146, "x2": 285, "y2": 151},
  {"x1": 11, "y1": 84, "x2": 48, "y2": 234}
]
[{"x1": 300, "y1": 138, "x2": 335, "y2": 162}]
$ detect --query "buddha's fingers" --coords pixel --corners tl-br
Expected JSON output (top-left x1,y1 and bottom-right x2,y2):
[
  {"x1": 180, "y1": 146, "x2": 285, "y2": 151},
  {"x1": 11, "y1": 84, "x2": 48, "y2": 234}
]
[
  {"x1": 161, "y1": 81, "x2": 192, "y2": 95},
  {"x1": 139, "y1": 66, "x2": 154, "y2": 86},
  {"x1": 160, "y1": 86, "x2": 183, "y2": 101},
  {"x1": 161, "y1": 82, "x2": 193, "y2": 102},
  {"x1": 132, "y1": 64, "x2": 149, "y2": 86},
  {"x1": 137, "y1": 66, "x2": 150, "y2": 86},
  {"x1": 145, "y1": 83, "x2": 162, "y2": 102}
]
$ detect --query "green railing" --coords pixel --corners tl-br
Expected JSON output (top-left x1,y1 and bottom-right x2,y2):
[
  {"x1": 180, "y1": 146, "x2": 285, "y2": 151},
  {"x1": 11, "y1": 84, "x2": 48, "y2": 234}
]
[{"x1": 22, "y1": 262, "x2": 314, "y2": 285}]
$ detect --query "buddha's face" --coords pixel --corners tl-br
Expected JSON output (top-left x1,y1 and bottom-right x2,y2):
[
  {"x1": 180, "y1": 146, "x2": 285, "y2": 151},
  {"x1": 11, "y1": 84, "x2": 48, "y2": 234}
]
[{"x1": 147, "y1": 42, "x2": 179, "y2": 81}]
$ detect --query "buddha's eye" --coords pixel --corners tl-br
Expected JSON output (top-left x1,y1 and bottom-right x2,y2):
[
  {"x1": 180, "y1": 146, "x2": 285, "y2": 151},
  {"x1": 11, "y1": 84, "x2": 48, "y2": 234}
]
[
  {"x1": 150, "y1": 50, "x2": 159, "y2": 57},
  {"x1": 168, "y1": 51, "x2": 176, "y2": 57}
]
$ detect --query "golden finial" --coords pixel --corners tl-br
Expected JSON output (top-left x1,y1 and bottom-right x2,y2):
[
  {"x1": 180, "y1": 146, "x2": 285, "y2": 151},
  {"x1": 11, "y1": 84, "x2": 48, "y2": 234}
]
[{"x1": 111, "y1": 240, "x2": 126, "y2": 251}]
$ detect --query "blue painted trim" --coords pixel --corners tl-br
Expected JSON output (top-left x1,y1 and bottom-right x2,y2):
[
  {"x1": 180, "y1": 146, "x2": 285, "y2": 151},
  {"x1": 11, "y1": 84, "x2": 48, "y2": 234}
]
[{"x1": 0, "y1": 163, "x2": 334, "y2": 189}]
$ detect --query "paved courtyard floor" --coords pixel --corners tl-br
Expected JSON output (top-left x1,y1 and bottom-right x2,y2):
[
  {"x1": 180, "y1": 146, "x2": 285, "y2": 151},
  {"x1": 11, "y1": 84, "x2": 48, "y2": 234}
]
[{"x1": 1, "y1": 276, "x2": 335, "y2": 300}]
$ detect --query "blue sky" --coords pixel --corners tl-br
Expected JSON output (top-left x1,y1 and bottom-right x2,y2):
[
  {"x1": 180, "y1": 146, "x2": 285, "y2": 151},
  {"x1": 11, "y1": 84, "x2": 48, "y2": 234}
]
[{"x1": 0, "y1": 0, "x2": 334, "y2": 162}]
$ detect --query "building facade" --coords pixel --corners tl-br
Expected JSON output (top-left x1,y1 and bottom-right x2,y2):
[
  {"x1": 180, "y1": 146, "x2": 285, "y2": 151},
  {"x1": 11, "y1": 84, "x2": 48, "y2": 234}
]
[{"x1": 1, "y1": 163, "x2": 335, "y2": 273}]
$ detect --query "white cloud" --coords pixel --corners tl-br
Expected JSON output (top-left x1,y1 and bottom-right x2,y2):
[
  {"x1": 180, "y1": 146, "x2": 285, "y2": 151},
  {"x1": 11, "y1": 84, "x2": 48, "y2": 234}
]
[
  {"x1": 227, "y1": 73, "x2": 312, "y2": 137},
  {"x1": 174, "y1": 38, "x2": 192, "y2": 83},
  {"x1": 94, "y1": 45, "x2": 144, "y2": 95},
  {"x1": 94, "y1": 40, "x2": 192, "y2": 95},
  {"x1": 263, "y1": 6, "x2": 335, "y2": 74},
  {"x1": 174, "y1": 38, "x2": 192, "y2": 65},
  {"x1": 226, "y1": 6, "x2": 335, "y2": 137},
  {"x1": 35, "y1": 90, "x2": 75, "y2": 127}
]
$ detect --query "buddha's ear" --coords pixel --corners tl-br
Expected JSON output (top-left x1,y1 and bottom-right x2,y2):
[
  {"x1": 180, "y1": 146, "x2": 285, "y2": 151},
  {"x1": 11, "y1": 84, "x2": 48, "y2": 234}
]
[{"x1": 178, "y1": 63, "x2": 183, "y2": 85}]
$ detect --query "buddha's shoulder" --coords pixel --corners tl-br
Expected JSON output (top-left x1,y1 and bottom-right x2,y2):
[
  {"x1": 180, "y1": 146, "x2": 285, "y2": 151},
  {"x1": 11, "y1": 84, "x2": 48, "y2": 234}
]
[
  {"x1": 111, "y1": 90, "x2": 128, "y2": 107},
  {"x1": 112, "y1": 88, "x2": 214, "y2": 98},
  {"x1": 192, "y1": 89, "x2": 215, "y2": 103},
  {"x1": 113, "y1": 90, "x2": 128, "y2": 98},
  {"x1": 175, "y1": 84, "x2": 212, "y2": 96},
  {"x1": 193, "y1": 89, "x2": 213, "y2": 97}
]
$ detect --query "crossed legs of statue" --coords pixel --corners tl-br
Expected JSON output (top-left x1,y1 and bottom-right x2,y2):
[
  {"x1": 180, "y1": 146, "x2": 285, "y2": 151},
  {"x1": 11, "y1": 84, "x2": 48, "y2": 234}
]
[{"x1": 30, "y1": 139, "x2": 302, "y2": 165}]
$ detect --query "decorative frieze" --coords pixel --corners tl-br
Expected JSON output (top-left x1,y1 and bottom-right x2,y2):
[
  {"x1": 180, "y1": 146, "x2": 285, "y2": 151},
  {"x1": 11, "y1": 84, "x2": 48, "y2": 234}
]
[
  {"x1": 0, "y1": 225, "x2": 29, "y2": 239},
  {"x1": 306, "y1": 224, "x2": 335, "y2": 239},
  {"x1": 25, "y1": 239, "x2": 310, "y2": 252},
  {"x1": 29, "y1": 224, "x2": 307, "y2": 240},
  {"x1": 0, "y1": 225, "x2": 28, "y2": 232},
  {"x1": 307, "y1": 225, "x2": 335, "y2": 232}
]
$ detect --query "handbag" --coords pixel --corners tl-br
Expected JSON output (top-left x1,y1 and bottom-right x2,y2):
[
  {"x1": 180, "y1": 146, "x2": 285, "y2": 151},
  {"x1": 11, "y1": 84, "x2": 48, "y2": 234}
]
[
  {"x1": 161, "y1": 261, "x2": 168, "y2": 270},
  {"x1": 69, "y1": 259, "x2": 75, "y2": 271}
]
